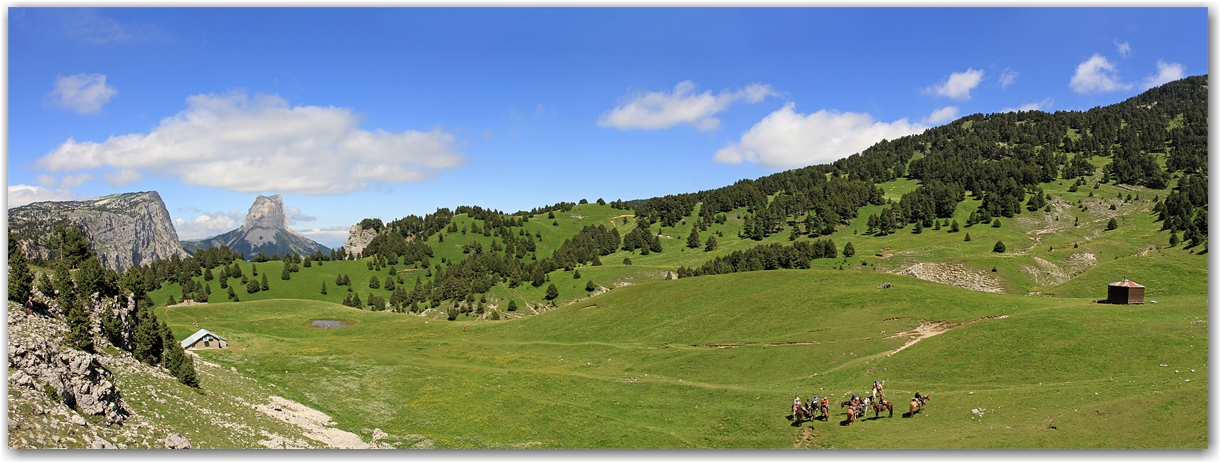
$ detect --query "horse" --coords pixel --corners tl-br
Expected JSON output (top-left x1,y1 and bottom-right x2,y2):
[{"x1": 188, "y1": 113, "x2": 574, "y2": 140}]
[
  {"x1": 870, "y1": 398, "x2": 893, "y2": 418},
  {"x1": 814, "y1": 401, "x2": 830, "y2": 420},
  {"x1": 909, "y1": 393, "x2": 930, "y2": 416},
  {"x1": 792, "y1": 403, "x2": 812, "y2": 425}
]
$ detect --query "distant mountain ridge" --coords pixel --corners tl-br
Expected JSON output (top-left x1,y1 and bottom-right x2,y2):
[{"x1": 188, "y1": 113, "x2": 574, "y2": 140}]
[
  {"x1": 181, "y1": 194, "x2": 331, "y2": 259},
  {"x1": 8, "y1": 191, "x2": 190, "y2": 272}
]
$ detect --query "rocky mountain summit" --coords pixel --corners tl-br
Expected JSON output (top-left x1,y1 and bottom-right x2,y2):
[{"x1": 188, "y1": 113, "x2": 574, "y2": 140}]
[
  {"x1": 341, "y1": 224, "x2": 379, "y2": 259},
  {"x1": 8, "y1": 191, "x2": 189, "y2": 272},
  {"x1": 181, "y1": 195, "x2": 330, "y2": 259}
]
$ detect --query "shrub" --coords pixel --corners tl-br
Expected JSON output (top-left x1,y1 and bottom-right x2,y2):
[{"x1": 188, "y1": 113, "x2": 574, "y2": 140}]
[{"x1": 993, "y1": 241, "x2": 1006, "y2": 253}]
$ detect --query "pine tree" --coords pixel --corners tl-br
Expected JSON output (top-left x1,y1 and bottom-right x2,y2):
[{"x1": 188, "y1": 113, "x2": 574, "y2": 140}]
[
  {"x1": 261, "y1": 273, "x2": 269, "y2": 291},
  {"x1": 913, "y1": 221, "x2": 923, "y2": 234},
  {"x1": 623, "y1": 257, "x2": 632, "y2": 266},
  {"x1": 227, "y1": 285, "x2": 236, "y2": 300},
  {"x1": 843, "y1": 242, "x2": 855, "y2": 258},
  {"x1": 993, "y1": 241, "x2": 1006, "y2": 253},
  {"x1": 508, "y1": 300, "x2": 518, "y2": 312},
  {"x1": 64, "y1": 298, "x2": 94, "y2": 352},
  {"x1": 321, "y1": 281, "x2": 328, "y2": 295},
  {"x1": 688, "y1": 226, "x2": 702, "y2": 248},
  {"x1": 251, "y1": 262, "x2": 258, "y2": 276},
  {"x1": 204, "y1": 267, "x2": 214, "y2": 281},
  {"x1": 964, "y1": 232, "x2": 972, "y2": 242},
  {"x1": 52, "y1": 261, "x2": 74, "y2": 307},
  {"x1": 8, "y1": 245, "x2": 32, "y2": 303},
  {"x1": 133, "y1": 307, "x2": 163, "y2": 365},
  {"x1": 704, "y1": 235, "x2": 718, "y2": 252},
  {"x1": 573, "y1": 270, "x2": 581, "y2": 279},
  {"x1": 385, "y1": 276, "x2": 395, "y2": 291},
  {"x1": 586, "y1": 280, "x2": 596, "y2": 292},
  {"x1": 1170, "y1": 231, "x2": 1180, "y2": 246},
  {"x1": 991, "y1": 219, "x2": 1001, "y2": 228},
  {"x1": 36, "y1": 272, "x2": 53, "y2": 298},
  {"x1": 1107, "y1": 218, "x2": 1119, "y2": 230},
  {"x1": 545, "y1": 283, "x2": 559, "y2": 300},
  {"x1": 281, "y1": 265, "x2": 292, "y2": 280}
]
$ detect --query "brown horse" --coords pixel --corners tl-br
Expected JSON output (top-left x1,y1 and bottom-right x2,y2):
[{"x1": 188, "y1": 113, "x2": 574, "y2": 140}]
[
  {"x1": 871, "y1": 399, "x2": 893, "y2": 418},
  {"x1": 814, "y1": 401, "x2": 830, "y2": 420},
  {"x1": 792, "y1": 403, "x2": 812, "y2": 425},
  {"x1": 909, "y1": 394, "x2": 930, "y2": 416}
]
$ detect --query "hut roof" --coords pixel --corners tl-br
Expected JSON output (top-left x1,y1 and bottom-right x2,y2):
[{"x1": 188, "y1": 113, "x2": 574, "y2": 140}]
[
  {"x1": 1108, "y1": 279, "x2": 1145, "y2": 288},
  {"x1": 180, "y1": 329, "x2": 227, "y2": 348}
]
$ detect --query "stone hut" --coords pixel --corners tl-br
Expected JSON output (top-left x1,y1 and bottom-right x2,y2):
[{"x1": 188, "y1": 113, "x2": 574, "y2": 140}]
[
  {"x1": 180, "y1": 329, "x2": 228, "y2": 350},
  {"x1": 1107, "y1": 279, "x2": 1145, "y2": 305}
]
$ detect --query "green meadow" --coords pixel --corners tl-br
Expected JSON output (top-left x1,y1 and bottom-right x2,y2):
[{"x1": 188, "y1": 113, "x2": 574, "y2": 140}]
[
  {"x1": 142, "y1": 170, "x2": 1206, "y2": 448},
  {"x1": 159, "y1": 268, "x2": 1206, "y2": 448}
]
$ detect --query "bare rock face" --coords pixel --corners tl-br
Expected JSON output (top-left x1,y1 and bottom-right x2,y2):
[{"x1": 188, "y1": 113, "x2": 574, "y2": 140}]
[
  {"x1": 164, "y1": 432, "x2": 192, "y2": 449},
  {"x1": 181, "y1": 194, "x2": 331, "y2": 259},
  {"x1": 7, "y1": 302, "x2": 131, "y2": 425},
  {"x1": 342, "y1": 224, "x2": 378, "y2": 259},
  {"x1": 8, "y1": 191, "x2": 190, "y2": 272}
]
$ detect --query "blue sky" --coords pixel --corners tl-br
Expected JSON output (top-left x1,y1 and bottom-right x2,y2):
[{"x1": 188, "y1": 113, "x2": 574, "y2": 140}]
[{"x1": 7, "y1": 8, "x2": 1208, "y2": 248}]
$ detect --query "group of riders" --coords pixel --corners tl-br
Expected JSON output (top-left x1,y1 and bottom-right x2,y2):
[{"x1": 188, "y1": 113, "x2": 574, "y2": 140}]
[{"x1": 791, "y1": 380, "x2": 930, "y2": 424}]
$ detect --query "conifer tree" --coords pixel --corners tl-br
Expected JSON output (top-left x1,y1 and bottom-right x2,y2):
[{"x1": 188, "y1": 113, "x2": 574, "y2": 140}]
[
  {"x1": 704, "y1": 235, "x2": 718, "y2": 252},
  {"x1": 204, "y1": 267, "x2": 214, "y2": 281},
  {"x1": 321, "y1": 281, "x2": 328, "y2": 295},
  {"x1": 508, "y1": 300, "x2": 518, "y2": 312},
  {"x1": 8, "y1": 245, "x2": 32, "y2": 303},
  {"x1": 227, "y1": 285, "x2": 236, "y2": 300},
  {"x1": 586, "y1": 280, "x2": 596, "y2": 292},
  {"x1": 36, "y1": 272, "x2": 53, "y2": 298},
  {"x1": 949, "y1": 220, "x2": 960, "y2": 233},
  {"x1": 64, "y1": 298, "x2": 94, "y2": 352},
  {"x1": 261, "y1": 273, "x2": 269, "y2": 291},
  {"x1": 1107, "y1": 218, "x2": 1119, "y2": 230},
  {"x1": 1170, "y1": 231, "x2": 1180, "y2": 246},
  {"x1": 573, "y1": 270, "x2": 581, "y2": 279},
  {"x1": 545, "y1": 283, "x2": 559, "y2": 300},
  {"x1": 964, "y1": 232, "x2": 972, "y2": 242},
  {"x1": 688, "y1": 226, "x2": 702, "y2": 248},
  {"x1": 993, "y1": 241, "x2": 1006, "y2": 253},
  {"x1": 843, "y1": 242, "x2": 855, "y2": 258}
]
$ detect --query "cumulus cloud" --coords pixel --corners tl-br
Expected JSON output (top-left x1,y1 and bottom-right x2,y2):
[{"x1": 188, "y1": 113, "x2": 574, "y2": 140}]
[
  {"x1": 925, "y1": 69, "x2": 984, "y2": 100},
  {"x1": 923, "y1": 106, "x2": 959, "y2": 125},
  {"x1": 1141, "y1": 60, "x2": 1185, "y2": 90},
  {"x1": 712, "y1": 103, "x2": 928, "y2": 170},
  {"x1": 284, "y1": 205, "x2": 316, "y2": 225},
  {"x1": 7, "y1": 185, "x2": 84, "y2": 208},
  {"x1": 173, "y1": 209, "x2": 245, "y2": 240},
  {"x1": 1115, "y1": 40, "x2": 1132, "y2": 58},
  {"x1": 104, "y1": 169, "x2": 141, "y2": 187},
  {"x1": 998, "y1": 69, "x2": 1019, "y2": 89},
  {"x1": 1001, "y1": 98, "x2": 1054, "y2": 113},
  {"x1": 36, "y1": 91, "x2": 465, "y2": 195},
  {"x1": 598, "y1": 81, "x2": 778, "y2": 131},
  {"x1": 1069, "y1": 54, "x2": 1133, "y2": 94},
  {"x1": 297, "y1": 225, "x2": 351, "y2": 249},
  {"x1": 50, "y1": 73, "x2": 117, "y2": 114},
  {"x1": 59, "y1": 173, "x2": 95, "y2": 189}
]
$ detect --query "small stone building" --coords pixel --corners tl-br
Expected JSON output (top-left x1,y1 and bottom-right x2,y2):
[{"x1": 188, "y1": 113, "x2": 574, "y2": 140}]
[
  {"x1": 180, "y1": 329, "x2": 228, "y2": 350},
  {"x1": 1107, "y1": 279, "x2": 1145, "y2": 305}
]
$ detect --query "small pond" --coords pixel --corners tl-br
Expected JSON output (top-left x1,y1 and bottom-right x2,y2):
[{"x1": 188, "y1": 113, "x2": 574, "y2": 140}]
[{"x1": 310, "y1": 320, "x2": 353, "y2": 329}]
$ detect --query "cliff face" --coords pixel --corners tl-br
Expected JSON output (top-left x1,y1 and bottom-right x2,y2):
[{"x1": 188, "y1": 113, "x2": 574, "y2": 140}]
[
  {"x1": 341, "y1": 225, "x2": 378, "y2": 259},
  {"x1": 8, "y1": 191, "x2": 190, "y2": 272},
  {"x1": 180, "y1": 194, "x2": 330, "y2": 259}
]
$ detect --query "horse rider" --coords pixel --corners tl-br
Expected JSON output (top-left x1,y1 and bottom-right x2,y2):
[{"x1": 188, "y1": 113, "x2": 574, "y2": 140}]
[
  {"x1": 914, "y1": 391, "x2": 926, "y2": 406},
  {"x1": 872, "y1": 380, "x2": 885, "y2": 401},
  {"x1": 793, "y1": 395, "x2": 801, "y2": 414}
]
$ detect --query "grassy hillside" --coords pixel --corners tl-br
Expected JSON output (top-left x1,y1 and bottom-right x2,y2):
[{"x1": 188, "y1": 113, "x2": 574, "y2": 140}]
[{"x1": 159, "y1": 269, "x2": 1207, "y2": 448}]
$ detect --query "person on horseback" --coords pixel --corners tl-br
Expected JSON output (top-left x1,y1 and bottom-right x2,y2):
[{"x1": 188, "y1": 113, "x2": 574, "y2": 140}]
[
  {"x1": 914, "y1": 391, "x2": 925, "y2": 406},
  {"x1": 793, "y1": 395, "x2": 801, "y2": 414},
  {"x1": 873, "y1": 380, "x2": 884, "y2": 401}
]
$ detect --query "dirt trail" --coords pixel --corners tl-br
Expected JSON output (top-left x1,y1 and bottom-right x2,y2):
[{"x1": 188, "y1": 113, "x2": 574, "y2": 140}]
[
  {"x1": 885, "y1": 314, "x2": 1008, "y2": 356},
  {"x1": 252, "y1": 396, "x2": 383, "y2": 449}
]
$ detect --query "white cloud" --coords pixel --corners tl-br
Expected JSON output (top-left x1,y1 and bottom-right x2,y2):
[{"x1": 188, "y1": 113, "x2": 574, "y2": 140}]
[
  {"x1": 7, "y1": 185, "x2": 84, "y2": 208},
  {"x1": 1115, "y1": 40, "x2": 1132, "y2": 58},
  {"x1": 1069, "y1": 54, "x2": 1133, "y2": 94},
  {"x1": 925, "y1": 69, "x2": 984, "y2": 100},
  {"x1": 173, "y1": 209, "x2": 245, "y2": 240},
  {"x1": 36, "y1": 91, "x2": 465, "y2": 195},
  {"x1": 998, "y1": 69, "x2": 1019, "y2": 89},
  {"x1": 598, "y1": 81, "x2": 778, "y2": 131},
  {"x1": 59, "y1": 173, "x2": 94, "y2": 189},
  {"x1": 284, "y1": 205, "x2": 316, "y2": 225},
  {"x1": 36, "y1": 175, "x2": 57, "y2": 187},
  {"x1": 923, "y1": 106, "x2": 959, "y2": 125},
  {"x1": 104, "y1": 169, "x2": 141, "y2": 187},
  {"x1": 713, "y1": 103, "x2": 928, "y2": 170},
  {"x1": 1001, "y1": 98, "x2": 1054, "y2": 113},
  {"x1": 1141, "y1": 60, "x2": 1185, "y2": 90},
  {"x1": 50, "y1": 73, "x2": 117, "y2": 114},
  {"x1": 297, "y1": 225, "x2": 351, "y2": 249}
]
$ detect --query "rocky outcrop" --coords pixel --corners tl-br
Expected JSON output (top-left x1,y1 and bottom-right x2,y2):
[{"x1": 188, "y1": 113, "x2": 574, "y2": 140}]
[
  {"x1": 7, "y1": 303, "x2": 131, "y2": 425},
  {"x1": 180, "y1": 194, "x2": 331, "y2": 259},
  {"x1": 8, "y1": 191, "x2": 189, "y2": 272},
  {"x1": 341, "y1": 224, "x2": 378, "y2": 259},
  {"x1": 164, "y1": 433, "x2": 191, "y2": 449}
]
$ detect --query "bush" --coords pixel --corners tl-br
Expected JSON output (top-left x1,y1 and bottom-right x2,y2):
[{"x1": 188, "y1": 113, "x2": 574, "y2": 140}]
[
  {"x1": 623, "y1": 257, "x2": 632, "y2": 266},
  {"x1": 545, "y1": 283, "x2": 559, "y2": 300},
  {"x1": 1107, "y1": 218, "x2": 1119, "y2": 230},
  {"x1": 991, "y1": 219, "x2": 1001, "y2": 228},
  {"x1": 993, "y1": 241, "x2": 1006, "y2": 253},
  {"x1": 586, "y1": 280, "x2": 596, "y2": 292},
  {"x1": 508, "y1": 300, "x2": 517, "y2": 312},
  {"x1": 964, "y1": 232, "x2": 971, "y2": 242}
]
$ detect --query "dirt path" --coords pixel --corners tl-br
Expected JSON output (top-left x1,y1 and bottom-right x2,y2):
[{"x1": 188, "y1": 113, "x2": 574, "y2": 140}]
[{"x1": 251, "y1": 396, "x2": 382, "y2": 449}]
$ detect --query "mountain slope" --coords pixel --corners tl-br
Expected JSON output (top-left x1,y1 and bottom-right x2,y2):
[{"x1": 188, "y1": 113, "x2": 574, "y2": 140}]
[
  {"x1": 8, "y1": 191, "x2": 189, "y2": 272},
  {"x1": 181, "y1": 195, "x2": 330, "y2": 259}
]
